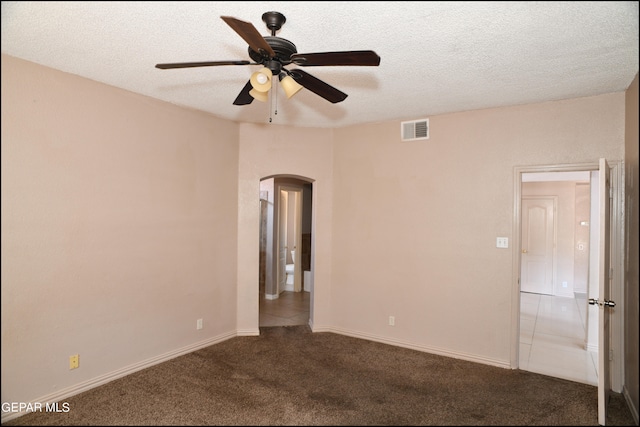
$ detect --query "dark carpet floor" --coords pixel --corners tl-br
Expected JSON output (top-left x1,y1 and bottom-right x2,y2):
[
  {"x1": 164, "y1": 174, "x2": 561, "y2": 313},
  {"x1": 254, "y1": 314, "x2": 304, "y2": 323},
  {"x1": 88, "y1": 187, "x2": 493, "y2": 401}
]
[{"x1": 2, "y1": 325, "x2": 636, "y2": 425}]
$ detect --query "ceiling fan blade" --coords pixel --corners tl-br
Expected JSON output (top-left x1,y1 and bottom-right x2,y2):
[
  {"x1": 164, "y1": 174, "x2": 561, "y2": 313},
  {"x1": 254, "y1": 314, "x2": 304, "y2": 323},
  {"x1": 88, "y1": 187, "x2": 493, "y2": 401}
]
[
  {"x1": 221, "y1": 16, "x2": 276, "y2": 58},
  {"x1": 156, "y1": 60, "x2": 250, "y2": 69},
  {"x1": 290, "y1": 50, "x2": 381, "y2": 67},
  {"x1": 288, "y1": 69, "x2": 347, "y2": 104},
  {"x1": 233, "y1": 80, "x2": 255, "y2": 105}
]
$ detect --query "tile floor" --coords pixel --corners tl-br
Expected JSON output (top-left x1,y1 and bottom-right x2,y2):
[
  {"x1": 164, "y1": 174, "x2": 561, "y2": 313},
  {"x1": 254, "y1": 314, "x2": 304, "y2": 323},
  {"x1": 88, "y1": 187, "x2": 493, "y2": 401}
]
[
  {"x1": 259, "y1": 290, "x2": 310, "y2": 327},
  {"x1": 519, "y1": 291, "x2": 598, "y2": 386}
]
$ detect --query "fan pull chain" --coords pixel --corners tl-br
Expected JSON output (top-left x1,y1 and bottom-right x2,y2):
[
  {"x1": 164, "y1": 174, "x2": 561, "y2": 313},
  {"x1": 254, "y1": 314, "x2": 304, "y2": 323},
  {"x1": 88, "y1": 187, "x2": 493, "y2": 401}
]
[
  {"x1": 274, "y1": 77, "x2": 279, "y2": 116},
  {"x1": 268, "y1": 78, "x2": 278, "y2": 123},
  {"x1": 267, "y1": 89, "x2": 272, "y2": 123}
]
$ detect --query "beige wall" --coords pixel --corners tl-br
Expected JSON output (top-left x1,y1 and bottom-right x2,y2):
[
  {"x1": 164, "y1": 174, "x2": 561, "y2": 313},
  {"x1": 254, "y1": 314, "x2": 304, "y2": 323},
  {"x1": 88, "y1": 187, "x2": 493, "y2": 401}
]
[
  {"x1": 1, "y1": 55, "x2": 240, "y2": 406},
  {"x1": 2, "y1": 52, "x2": 636, "y2": 419},
  {"x1": 624, "y1": 73, "x2": 639, "y2": 421},
  {"x1": 236, "y1": 124, "x2": 334, "y2": 333},
  {"x1": 331, "y1": 95, "x2": 624, "y2": 364}
]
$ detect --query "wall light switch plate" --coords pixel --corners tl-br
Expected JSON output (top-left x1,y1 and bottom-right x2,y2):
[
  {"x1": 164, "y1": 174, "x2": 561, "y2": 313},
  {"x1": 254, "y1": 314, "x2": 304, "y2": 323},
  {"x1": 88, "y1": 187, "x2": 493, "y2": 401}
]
[{"x1": 496, "y1": 237, "x2": 509, "y2": 248}]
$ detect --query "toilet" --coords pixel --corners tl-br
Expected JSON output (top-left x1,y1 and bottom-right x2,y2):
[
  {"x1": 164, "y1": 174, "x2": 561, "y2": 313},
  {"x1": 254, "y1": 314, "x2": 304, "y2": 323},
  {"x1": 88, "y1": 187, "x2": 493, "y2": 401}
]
[{"x1": 285, "y1": 249, "x2": 295, "y2": 286}]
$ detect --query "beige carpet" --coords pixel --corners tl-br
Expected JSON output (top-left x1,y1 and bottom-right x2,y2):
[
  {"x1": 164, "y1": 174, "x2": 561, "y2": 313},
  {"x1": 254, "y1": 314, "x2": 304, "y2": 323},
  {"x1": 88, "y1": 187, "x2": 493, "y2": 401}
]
[{"x1": 2, "y1": 325, "x2": 636, "y2": 426}]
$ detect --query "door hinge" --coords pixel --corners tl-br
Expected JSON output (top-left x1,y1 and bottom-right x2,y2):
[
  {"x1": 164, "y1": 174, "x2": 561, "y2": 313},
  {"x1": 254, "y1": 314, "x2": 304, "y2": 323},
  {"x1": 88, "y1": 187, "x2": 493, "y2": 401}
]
[{"x1": 609, "y1": 349, "x2": 614, "y2": 361}]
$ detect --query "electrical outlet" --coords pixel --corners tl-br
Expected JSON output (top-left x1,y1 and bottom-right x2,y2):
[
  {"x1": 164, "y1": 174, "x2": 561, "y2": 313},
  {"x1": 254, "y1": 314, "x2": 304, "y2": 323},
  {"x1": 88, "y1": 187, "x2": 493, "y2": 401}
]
[
  {"x1": 69, "y1": 354, "x2": 79, "y2": 370},
  {"x1": 196, "y1": 319, "x2": 203, "y2": 330},
  {"x1": 388, "y1": 316, "x2": 395, "y2": 326}
]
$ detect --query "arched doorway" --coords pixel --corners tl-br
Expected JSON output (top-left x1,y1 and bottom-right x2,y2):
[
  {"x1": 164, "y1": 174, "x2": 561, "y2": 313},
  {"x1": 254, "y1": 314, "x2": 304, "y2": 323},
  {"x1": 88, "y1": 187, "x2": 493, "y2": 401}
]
[{"x1": 259, "y1": 176, "x2": 313, "y2": 327}]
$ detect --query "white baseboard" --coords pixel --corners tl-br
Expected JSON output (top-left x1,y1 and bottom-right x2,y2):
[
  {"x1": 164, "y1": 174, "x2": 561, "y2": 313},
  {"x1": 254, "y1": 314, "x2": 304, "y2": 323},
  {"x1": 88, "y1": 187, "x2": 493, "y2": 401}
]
[
  {"x1": 623, "y1": 385, "x2": 639, "y2": 425},
  {"x1": 318, "y1": 326, "x2": 511, "y2": 370},
  {"x1": 1, "y1": 331, "x2": 237, "y2": 423}
]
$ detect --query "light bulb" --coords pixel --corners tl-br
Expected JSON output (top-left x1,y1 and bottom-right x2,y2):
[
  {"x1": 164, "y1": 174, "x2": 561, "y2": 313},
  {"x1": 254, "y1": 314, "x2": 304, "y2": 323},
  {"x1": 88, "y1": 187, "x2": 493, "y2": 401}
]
[{"x1": 256, "y1": 73, "x2": 269, "y2": 85}]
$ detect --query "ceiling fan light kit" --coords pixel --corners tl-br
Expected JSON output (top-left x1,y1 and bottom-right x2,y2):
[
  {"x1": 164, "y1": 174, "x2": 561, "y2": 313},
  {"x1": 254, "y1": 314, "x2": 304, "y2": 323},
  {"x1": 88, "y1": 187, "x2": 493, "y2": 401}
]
[{"x1": 155, "y1": 11, "x2": 381, "y2": 116}]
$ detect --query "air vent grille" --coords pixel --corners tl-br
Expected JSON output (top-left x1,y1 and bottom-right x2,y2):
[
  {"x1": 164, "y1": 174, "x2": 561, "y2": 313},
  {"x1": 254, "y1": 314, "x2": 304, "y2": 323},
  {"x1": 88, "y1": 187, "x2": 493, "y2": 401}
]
[{"x1": 401, "y1": 119, "x2": 429, "y2": 141}]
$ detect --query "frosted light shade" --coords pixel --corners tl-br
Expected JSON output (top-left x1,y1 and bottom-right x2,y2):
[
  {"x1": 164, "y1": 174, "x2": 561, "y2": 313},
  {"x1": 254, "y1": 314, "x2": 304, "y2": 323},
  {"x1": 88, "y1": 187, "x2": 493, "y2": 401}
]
[
  {"x1": 279, "y1": 75, "x2": 303, "y2": 99},
  {"x1": 250, "y1": 68, "x2": 272, "y2": 92},
  {"x1": 249, "y1": 88, "x2": 268, "y2": 102}
]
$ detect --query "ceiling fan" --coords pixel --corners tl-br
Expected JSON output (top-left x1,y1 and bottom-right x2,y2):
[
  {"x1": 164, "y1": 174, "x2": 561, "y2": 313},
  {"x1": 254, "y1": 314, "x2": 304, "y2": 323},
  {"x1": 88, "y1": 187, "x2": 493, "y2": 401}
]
[{"x1": 155, "y1": 11, "x2": 381, "y2": 105}]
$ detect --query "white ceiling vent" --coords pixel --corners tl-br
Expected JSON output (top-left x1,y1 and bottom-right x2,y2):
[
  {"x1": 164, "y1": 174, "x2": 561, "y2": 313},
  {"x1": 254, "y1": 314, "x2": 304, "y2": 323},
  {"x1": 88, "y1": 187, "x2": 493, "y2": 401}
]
[{"x1": 401, "y1": 119, "x2": 429, "y2": 141}]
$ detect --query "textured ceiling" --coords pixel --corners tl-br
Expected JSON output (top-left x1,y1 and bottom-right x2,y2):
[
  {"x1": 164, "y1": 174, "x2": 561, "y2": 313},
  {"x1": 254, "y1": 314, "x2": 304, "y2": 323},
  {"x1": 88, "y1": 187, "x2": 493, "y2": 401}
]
[{"x1": 2, "y1": 1, "x2": 638, "y2": 128}]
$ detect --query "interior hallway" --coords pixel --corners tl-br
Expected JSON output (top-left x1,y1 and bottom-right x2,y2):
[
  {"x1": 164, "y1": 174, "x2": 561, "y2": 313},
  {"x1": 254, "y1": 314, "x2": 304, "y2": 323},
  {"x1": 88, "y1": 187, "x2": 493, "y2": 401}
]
[
  {"x1": 519, "y1": 292, "x2": 597, "y2": 386},
  {"x1": 259, "y1": 290, "x2": 310, "y2": 327}
]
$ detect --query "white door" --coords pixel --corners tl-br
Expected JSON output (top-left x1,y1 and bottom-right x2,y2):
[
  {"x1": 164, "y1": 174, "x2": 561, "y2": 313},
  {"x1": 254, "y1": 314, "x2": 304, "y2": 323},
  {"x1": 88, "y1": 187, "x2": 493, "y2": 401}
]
[
  {"x1": 521, "y1": 197, "x2": 556, "y2": 294},
  {"x1": 594, "y1": 158, "x2": 612, "y2": 425}
]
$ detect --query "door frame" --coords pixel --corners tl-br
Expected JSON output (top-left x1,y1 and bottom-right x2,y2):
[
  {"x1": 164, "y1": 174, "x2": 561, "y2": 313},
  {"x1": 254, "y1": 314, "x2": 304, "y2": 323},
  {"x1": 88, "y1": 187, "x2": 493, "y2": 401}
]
[{"x1": 511, "y1": 161, "x2": 625, "y2": 392}]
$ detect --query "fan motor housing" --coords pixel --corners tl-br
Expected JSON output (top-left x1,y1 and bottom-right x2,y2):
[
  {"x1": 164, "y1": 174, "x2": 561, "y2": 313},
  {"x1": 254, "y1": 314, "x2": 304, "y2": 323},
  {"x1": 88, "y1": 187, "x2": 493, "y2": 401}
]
[{"x1": 249, "y1": 36, "x2": 297, "y2": 71}]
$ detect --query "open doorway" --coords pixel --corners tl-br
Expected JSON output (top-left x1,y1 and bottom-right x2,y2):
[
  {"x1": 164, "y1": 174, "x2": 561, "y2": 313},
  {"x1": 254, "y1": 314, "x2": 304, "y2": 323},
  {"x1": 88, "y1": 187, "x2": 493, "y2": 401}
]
[
  {"x1": 259, "y1": 176, "x2": 312, "y2": 327},
  {"x1": 518, "y1": 170, "x2": 597, "y2": 385},
  {"x1": 512, "y1": 159, "x2": 628, "y2": 425},
  {"x1": 513, "y1": 160, "x2": 626, "y2": 424}
]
